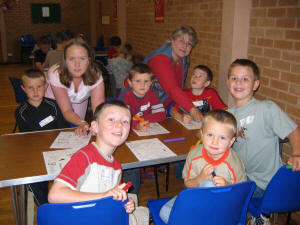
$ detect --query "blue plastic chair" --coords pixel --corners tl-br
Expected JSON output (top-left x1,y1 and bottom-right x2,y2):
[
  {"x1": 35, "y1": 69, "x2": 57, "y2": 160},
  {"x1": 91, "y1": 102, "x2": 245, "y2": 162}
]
[
  {"x1": 148, "y1": 181, "x2": 256, "y2": 225},
  {"x1": 249, "y1": 165, "x2": 300, "y2": 223},
  {"x1": 37, "y1": 196, "x2": 129, "y2": 225}
]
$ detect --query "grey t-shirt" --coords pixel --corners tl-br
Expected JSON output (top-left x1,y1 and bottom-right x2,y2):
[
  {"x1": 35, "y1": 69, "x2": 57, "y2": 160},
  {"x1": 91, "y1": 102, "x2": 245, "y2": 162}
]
[
  {"x1": 43, "y1": 50, "x2": 64, "y2": 69},
  {"x1": 228, "y1": 98, "x2": 297, "y2": 189}
]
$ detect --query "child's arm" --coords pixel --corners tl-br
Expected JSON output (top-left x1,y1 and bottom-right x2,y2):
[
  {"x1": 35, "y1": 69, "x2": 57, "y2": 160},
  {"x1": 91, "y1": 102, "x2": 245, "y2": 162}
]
[
  {"x1": 48, "y1": 181, "x2": 128, "y2": 203},
  {"x1": 287, "y1": 127, "x2": 300, "y2": 171},
  {"x1": 184, "y1": 164, "x2": 214, "y2": 188}
]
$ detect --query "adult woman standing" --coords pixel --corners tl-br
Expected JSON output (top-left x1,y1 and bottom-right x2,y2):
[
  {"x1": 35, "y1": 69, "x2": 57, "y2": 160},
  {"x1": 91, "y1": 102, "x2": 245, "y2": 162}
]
[
  {"x1": 144, "y1": 25, "x2": 202, "y2": 122},
  {"x1": 45, "y1": 38, "x2": 105, "y2": 135}
]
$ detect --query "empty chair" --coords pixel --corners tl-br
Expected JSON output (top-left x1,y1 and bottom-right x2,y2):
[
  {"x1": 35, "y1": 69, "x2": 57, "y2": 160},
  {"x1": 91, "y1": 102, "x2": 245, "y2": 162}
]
[
  {"x1": 37, "y1": 196, "x2": 129, "y2": 225},
  {"x1": 148, "y1": 181, "x2": 256, "y2": 225},
  {"x1": 8, "y1": 77, "x2": 27, "y2": 132},
  {"x1": 20, "y1": 34, "x2": 36, "y2": 64},
  {"x1": 249, "y1": 165, "x2": 300, "y2": 224}
]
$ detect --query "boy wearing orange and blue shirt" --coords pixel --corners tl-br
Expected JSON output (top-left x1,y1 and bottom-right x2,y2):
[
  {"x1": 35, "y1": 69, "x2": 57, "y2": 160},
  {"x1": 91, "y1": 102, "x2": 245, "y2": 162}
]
[{"x1": 159, "y1": 110, "x2": 246, "y2": 223}]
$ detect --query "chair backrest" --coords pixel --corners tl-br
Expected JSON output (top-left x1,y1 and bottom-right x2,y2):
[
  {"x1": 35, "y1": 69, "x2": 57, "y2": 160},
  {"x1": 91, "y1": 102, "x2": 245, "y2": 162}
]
[
  {"x1": 8, "y1": 77, "x2": 27, "y2": 104},
  {"x1": 168, "y1": 181, "x2": 256, "y2": 225},
  {"x1": 21, "y1": 34, "x2": 35, "y2": 48},
  {"x1": 258, "y1": 165, "x2": 300, "y2": 213},
  {"x1": 37, "y1": 196, "x2": 129, "y2": 225}
]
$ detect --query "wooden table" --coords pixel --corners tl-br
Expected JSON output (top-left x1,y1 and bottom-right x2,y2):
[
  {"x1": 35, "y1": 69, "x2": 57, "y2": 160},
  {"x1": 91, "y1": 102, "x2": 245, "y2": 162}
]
[{"x1": 0, "y1": 118, "x2": 199, "y2": 225}]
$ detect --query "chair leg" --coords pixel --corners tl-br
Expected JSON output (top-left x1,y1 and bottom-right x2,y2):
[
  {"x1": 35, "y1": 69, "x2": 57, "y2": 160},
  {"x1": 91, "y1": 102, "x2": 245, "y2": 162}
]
[
  {"x1": 273, "y1": 212, "x2": 278, "y2": 224},
  {"x1": 286, "y1": 212, "x2": 291, "y2": 225},
  {"x1": 13, "y1": 122, "x2": 17, "y2": 133},
  {"x1": 154, "y1": 166, "x2": 160, "y2": 198},
  {"x1": 166, "y1": 163, "x2": 169, "y2": 192}
]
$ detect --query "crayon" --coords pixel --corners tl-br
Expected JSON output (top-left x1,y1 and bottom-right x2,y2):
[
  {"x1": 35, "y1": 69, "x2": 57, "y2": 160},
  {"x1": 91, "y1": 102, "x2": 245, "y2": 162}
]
[
  {"x1": 211, "y1": 171, "x2": 216, "y2": 177},
  {"x1": 122, "y1": 182, "x2": 132, "y2": 191},
  {"x1": 164, "y1": 137, "x2": 186, "y2": 143},
  {"x1": 286, "y1": 164, "x2": 293, "y2": 169},
  {"x1": 134, "y1": 114, "x2": 150, "y2": 128},
  {"x1": 179, "y1": 106, "x2": 189, "y2": 115}
]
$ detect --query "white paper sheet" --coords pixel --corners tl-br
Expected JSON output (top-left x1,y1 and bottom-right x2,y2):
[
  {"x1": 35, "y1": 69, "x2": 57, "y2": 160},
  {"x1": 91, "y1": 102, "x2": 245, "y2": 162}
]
[
  {"x1": 174, "y1": 118, "x2": 202, "y2": 130},
  {"x1": 43, "y1": 148, "x2": 79, "y2": 175},
  {"x1": 50, "y1": 132, "x2": 91, "y2": 149},
  {"x1": 133, "y1": 122, "x2": 170, "y2": 136},
  {"x1": 125, "y1": 138, "x2": 176, "y2": 161}
]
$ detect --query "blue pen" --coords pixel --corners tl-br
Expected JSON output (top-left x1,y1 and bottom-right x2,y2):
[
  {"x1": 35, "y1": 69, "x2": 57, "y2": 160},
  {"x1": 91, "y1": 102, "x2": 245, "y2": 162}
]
[{"x1": 164, "y1": 137, "x2": 186, "y2": 143}]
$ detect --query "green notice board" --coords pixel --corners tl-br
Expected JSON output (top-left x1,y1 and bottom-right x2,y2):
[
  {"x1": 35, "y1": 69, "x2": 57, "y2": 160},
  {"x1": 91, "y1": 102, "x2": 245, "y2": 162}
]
[{"x1": 31, "y1": 3, "x2": 61, "y2": 23}]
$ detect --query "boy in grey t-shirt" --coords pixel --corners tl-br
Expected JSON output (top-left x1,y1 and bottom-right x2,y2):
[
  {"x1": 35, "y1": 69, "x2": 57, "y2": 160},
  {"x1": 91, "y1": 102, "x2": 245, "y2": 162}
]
[{"x1": 227, "y1": 59, "x2": 300, "y2": 225}]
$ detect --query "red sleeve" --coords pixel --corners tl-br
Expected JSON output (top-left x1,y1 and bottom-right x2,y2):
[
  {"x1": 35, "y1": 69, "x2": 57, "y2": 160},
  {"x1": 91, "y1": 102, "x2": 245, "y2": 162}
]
[
  {"x1": 147, "y1": 55, "x2": 194, "y2": 111},
  {"x1": 57, "y1": 150, "x2": 89, "y2": 188},
  {"x1": 208, "y1": 89, "x2": 227, "y2": 110},
  {"x1": 143, "y1": 91, "x2": 166, "y2": 123},
  {"x1": 131, "y1": 119, "x2": 139, "y2": 130}
]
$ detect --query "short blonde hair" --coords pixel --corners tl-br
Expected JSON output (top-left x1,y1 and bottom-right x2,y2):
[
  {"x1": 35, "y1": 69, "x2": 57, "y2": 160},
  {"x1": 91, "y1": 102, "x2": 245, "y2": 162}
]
[
  {"x1": 202, "y1": 110, "x2": 237, "y2": 137},
  {"x1": 21, "y1": 69, "x2": 46, "y2": 85},
  {"x1": 167, "y1": 25, "x2": 198, "y2": 46}
]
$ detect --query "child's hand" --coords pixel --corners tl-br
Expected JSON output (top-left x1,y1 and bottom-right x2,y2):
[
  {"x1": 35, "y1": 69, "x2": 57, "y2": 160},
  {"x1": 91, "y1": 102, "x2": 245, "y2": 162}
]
[
  {"x1": 124, "y1": 197, "x2": 135, "y2": 214},
  {"x1": 288, "y1": 155, "x2": 300, "y2": 171},
  {"x1": 212, "y1": 175, "x2": 228, "y2": 187},
  {"x1": 183, "y1": 115, "x2": 192, "y2": 124},
  {"x1": 107, "y1": 183, "x2": 127, "y2": 202},
  {"x1": 137, "y1": 120, "x2": 149, "y2": 131},
  {"x1": 189, "y1": 107, "x2": 203, "y2": 122},
  {"x1": 198, "y1": 164, "x2": 214, "y2": 181}
]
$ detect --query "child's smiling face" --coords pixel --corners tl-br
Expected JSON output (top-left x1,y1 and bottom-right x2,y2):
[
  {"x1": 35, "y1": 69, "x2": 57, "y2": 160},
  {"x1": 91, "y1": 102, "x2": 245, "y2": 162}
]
[
  {"x1": 94, "y1": 105, "x2": 131, "y2": 150},
  {"x1": 227, "y1": 66, "x2": 260, "y2": 107},
  {"x1": 201, "y1": 118, "x2": 235, "y2": 160}
]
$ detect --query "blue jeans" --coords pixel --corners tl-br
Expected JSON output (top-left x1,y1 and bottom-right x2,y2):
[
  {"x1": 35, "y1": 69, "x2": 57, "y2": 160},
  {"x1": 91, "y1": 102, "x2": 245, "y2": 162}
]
[{"x1": 159, "y1": 180, "x2": 215, "y2": 223}]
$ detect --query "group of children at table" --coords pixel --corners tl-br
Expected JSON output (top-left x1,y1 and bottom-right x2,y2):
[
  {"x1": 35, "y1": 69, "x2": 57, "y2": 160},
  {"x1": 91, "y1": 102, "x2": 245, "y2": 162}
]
[{"x1": 15, "y1": 57, "x2": 300, "y2": 225}]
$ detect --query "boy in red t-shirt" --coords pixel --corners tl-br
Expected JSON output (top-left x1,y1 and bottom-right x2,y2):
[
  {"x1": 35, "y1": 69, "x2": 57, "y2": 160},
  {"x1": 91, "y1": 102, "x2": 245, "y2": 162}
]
[{"x1": 170, "y1": 65, "x2": 227, "y2": 124}]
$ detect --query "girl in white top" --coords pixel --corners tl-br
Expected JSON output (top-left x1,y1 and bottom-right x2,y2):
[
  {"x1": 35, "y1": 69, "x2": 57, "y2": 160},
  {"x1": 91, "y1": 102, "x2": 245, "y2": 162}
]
[{"x1": 45, "y1": 38, "x2": 105, "y2": 136}]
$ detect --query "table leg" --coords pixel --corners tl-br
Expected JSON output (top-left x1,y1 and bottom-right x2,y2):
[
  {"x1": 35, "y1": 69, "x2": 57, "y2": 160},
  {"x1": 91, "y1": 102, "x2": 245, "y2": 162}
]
[
  {"x1": 20, "y1": 185, "x2": 27, "y2": 225},
  {"x1": 10, "y1": 186, "x2": 21, "y2": 225}
]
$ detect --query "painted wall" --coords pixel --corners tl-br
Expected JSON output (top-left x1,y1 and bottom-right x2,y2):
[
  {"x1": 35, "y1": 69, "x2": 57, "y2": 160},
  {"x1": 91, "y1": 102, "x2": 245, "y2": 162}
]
[{"x1": 2, "y1": 0, "x2": 90, "y2": 62}]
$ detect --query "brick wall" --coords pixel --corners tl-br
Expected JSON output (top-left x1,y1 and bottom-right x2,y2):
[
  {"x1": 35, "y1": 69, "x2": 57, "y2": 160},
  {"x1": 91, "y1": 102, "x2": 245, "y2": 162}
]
[
  {"x1": 99, "y1": 0, "x2": 118, "y2": 46},
  {"x1": 2, "y1": 0, "x2": 89, "y2": 62},
  {"x1": 126, "y1": 0, "x2": 223, "y2": 89},
  {"x1": 249, "y1": 0, "x2": 300, "y2": 161}
]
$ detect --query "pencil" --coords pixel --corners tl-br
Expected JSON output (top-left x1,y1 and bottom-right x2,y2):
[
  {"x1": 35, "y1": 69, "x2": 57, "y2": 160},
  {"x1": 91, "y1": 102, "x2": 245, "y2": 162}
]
[
  {"x1": 179, "y1": 106, "x2": 189, "y2": 115},
  {"x1": 134, "y1": 114, "x2": 150, "y2": 127}
]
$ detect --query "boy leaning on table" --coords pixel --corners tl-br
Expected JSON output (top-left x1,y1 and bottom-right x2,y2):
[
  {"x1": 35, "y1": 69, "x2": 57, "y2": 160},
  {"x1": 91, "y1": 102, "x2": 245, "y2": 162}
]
[
  {"x1": 48, "y1": 100, "x2": 149, "y2": 225},
  {"x1": 226, "y1": 59, "x2": 300, "y2": 225},
  {"x1": 15, "y1": 69, "x2": 68, "y2": 206}
]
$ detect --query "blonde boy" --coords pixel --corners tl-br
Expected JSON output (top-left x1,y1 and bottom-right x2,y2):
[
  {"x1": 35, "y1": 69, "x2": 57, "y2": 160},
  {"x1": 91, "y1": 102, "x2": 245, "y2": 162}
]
[
  {"x1": 227, "y1": 59, "x2": 300, "y2": 225},
  {"x1": 15, "y1": 69, "x2": 68, "y2": 206},
  {"x1": 170, "y1": 65, "x2": 227, "y2": 124},
  {"x1": 118, "y1": 63, "x2": 166, "y2": 131},
  {"x1": 48, "y1": 100, "x2": 149, "y2": 225},
  {"x1": 160, "y1": 110, "x2": 246, "y2": 223},
  {"x1": 15, "y1": 69, "x2": 67, "y2": 133}
]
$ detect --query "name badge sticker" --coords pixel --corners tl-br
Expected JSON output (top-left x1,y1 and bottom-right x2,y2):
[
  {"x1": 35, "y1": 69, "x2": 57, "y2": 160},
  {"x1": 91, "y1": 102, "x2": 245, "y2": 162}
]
[{"x1": 39, "y1": 115, "x2": 54, "y2": 127}]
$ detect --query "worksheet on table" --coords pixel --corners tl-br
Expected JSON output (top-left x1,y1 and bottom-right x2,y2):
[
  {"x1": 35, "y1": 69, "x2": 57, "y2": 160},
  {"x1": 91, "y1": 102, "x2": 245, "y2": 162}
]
[
  {"x1": 43, "y1": 148, "x2": 79, "y2": 175},
  {"x1": 50, "y1": 131, "x2": 91, "y2": 149},
  {"x1": 174, "y1": 118, "x2": 202, "y2": 130},
  {"x1": 125, "y1": 138, "x2": 176, "y2": 161},
  {"x1": 133, "y1": 122, "x2": 170, "y2": 136}
]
